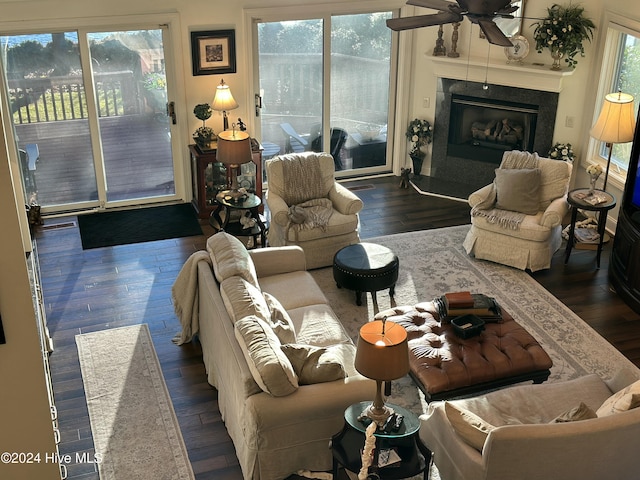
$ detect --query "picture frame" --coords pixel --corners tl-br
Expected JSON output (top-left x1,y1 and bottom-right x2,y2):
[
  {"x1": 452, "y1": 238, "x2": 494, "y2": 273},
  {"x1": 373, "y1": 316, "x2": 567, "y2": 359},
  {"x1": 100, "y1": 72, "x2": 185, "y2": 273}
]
[{"x1": 191, "y1": 29, "x2": 236, "y2": 76}]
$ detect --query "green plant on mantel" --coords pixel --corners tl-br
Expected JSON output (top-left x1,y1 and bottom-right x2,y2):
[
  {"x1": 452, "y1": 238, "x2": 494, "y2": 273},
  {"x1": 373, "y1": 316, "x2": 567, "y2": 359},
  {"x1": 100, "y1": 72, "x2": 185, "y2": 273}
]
[{"x1": 532, "y1": 3, "x2": 596, "y2": 69}]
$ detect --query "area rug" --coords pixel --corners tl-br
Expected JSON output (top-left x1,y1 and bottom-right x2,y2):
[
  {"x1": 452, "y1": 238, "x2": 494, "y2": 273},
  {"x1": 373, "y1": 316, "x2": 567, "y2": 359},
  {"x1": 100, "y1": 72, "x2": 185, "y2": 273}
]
[
  {"x1": 77, "y1": 203, "x2": 202, "y2": 249},
  {"x1": 76, "y1": 324, "x2": 195, "y2": 480},
  {"x1": 310, "y1": 225, "x2": 640, "y2": 417}
]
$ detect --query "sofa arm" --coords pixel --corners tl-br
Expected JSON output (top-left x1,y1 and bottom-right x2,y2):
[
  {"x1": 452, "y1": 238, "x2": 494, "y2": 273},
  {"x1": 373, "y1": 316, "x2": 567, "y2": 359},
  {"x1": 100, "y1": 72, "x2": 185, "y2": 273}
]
[
  {"x1": 540, "y1": 195, "x2": 569, "y2": 228},
  {"x1": 265, "y1": 190, "x2": 290, "y2": 227},
  {"x1": 249, "y1": 245, "x2": 307, "y2": 277},
  {"x1": 330, "y1": 182, "x2": 364, "y2": 215},
  {"x1": 468, "y1": 184, "x2": 495, "y2": 209}
]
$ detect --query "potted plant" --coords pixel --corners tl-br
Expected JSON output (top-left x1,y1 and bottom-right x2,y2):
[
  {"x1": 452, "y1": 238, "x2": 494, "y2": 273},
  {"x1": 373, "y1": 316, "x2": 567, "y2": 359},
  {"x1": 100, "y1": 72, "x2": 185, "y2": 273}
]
[
  {"x1": 405, "y1": 118, "x2": 433, "y2": 175},
  {"x1": 548, "y1": 142, "x2": 575, "y2": 163},
  {"x1": 532, "y1": 3, "x2": 596, "y2": 70},
  {"x1": 193, "y1": 103, "x2": 216, "y2": 148}
]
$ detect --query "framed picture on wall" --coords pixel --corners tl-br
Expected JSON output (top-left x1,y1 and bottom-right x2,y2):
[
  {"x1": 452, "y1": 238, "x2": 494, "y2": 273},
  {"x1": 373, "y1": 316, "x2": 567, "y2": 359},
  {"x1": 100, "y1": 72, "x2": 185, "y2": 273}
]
[{"x1": 191, "y1": 29, "x2": 237, "y2": 76}]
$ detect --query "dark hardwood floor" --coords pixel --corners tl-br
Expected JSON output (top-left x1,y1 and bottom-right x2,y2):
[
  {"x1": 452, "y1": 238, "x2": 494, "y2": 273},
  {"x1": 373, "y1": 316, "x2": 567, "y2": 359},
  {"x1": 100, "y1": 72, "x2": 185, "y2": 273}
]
[{"x1": 34, "y1": 175, "x2": 640, "y2": 479}]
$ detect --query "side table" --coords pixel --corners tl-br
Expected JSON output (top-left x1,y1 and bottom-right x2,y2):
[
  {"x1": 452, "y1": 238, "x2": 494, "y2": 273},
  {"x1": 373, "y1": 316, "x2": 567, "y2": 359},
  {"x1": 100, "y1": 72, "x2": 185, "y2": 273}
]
[
  {"x1": 330, "y1": 401, "x2": 431, "y2": 480},
  {"x1": 210, "y1": 190, "x2": 268, "y2": 248},
  {"x1": 564, "y1": 188, "x2": 616, "y2": 269}
]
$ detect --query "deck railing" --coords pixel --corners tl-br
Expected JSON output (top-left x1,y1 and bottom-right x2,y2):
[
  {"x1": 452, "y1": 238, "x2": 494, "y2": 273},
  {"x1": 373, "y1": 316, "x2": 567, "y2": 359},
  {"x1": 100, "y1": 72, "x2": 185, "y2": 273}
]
[{"x1": 8, "y1": 71, "x2": 153, "y2": 124}]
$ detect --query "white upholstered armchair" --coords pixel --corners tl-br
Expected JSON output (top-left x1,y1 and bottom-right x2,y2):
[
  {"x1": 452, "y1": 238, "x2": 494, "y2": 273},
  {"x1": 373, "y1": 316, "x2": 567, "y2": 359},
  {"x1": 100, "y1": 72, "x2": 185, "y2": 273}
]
[
  {"x1": 265, "y1": 152, "x2": 362, "y2": 269},
  {"x1": 463, "y1": 151, "x2": 572, "y2": 271}
]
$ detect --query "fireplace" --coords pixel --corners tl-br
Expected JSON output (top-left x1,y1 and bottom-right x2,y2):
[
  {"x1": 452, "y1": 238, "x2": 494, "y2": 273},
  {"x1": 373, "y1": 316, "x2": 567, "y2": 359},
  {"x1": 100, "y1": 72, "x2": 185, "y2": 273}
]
[{"x1": 430, "y1": 78, "x2": 559, "y2": 193}]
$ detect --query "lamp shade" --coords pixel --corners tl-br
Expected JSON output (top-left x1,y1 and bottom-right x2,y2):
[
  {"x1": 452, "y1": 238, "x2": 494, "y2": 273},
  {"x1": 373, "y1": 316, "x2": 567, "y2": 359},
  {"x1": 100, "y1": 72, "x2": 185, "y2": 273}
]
[
  {"x1": 216, "y1": 130, "x2": 252, "y2": 167},
  {"x1": 590, "y1": 92, "x2": 636, "y2": 144},
  {"x1": 212, "y1": 79, "x2": 239, "y2": 112},
  {"x1": 355, "y1": 319, "x2": 409, "y2": 381}
]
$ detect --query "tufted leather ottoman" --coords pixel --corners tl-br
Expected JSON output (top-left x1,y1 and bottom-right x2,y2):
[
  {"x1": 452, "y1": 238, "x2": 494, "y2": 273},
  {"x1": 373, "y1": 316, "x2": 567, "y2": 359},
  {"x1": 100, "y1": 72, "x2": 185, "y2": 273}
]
[
  {"x1": 333, "y1": 242, "x2": 399, "y2": 310},
  {"x1": 375, "y1": 302, "x2": 553, "y2": 401}
]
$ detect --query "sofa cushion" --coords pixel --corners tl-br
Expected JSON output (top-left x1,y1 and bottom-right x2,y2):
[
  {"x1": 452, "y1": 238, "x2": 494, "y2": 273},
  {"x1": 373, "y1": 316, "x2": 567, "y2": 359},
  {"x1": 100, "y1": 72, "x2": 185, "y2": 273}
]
[
  {"x1": 207, "y1": 232, "x2": 258, "y2": 287},
  {"x1": 220, "y1": 276, "x2": 270, "y2": 324},
  {"x1": 259, "y1": 271, "x2": 328, "y2": 310},
  {"x1": 288, "y1": 303, "x2": 353, "y2": 347},
  {"x1": 280, "y1": 344, "x2": 346, "y2": 384},
  {"x1": 444, "y1": 402, "x2": 495, "y2": 451},
  {"x1": 234, "y1": 316, "x2": 299, "y2": 397},
  {"x1": 596, "y1": 379, "x2": 640, "y2": 416},
  {"x1": 494, "y1": 168, "x2": 541, "y2": 215},
  {"x1": 551, "y1": 402, "x2": 597, "y2": 423},
  {"x1": 263, "y1": 292, "x2": 296, "y2": 344}
]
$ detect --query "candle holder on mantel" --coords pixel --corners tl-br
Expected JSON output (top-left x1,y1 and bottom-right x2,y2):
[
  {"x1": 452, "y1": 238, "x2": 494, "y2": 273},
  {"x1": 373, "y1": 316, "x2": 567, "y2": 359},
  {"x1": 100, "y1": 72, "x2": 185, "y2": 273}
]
[
  {"x1": 433, "y1": 25, "x2": 447, "y2": 56},
  {"x1": 448, "y1": 23, "x2": 460, "y2": 58}
]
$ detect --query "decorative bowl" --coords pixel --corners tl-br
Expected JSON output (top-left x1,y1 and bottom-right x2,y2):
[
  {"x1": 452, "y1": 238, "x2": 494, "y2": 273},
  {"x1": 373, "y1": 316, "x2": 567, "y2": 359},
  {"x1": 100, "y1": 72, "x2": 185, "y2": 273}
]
[{"x1": 357, "y1": 123, "x2": 382, "y2": 141}]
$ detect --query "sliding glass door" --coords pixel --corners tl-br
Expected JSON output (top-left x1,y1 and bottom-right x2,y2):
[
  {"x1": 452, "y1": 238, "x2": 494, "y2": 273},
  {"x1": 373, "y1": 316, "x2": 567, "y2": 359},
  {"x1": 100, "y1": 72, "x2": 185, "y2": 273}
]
[
  {"x1": 255, "y1": 10, "x2": 394, "y2": 176},
  {"x1": 1, "y1": 26, "x2": 179, "y2": 212}
]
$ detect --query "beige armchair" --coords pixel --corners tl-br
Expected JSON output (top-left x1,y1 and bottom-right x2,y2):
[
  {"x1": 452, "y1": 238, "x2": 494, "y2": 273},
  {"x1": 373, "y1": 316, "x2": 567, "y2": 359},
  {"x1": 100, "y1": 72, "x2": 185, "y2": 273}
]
[
  {"x1": 265, "y1": 152, "x2": 362, "y2": 269},
  {"x1": 419, "y1": 369, "x2": 640, "y2": 480},
  {"x1": 463, "y1": 152, "x2": 572, "y2": 271}
]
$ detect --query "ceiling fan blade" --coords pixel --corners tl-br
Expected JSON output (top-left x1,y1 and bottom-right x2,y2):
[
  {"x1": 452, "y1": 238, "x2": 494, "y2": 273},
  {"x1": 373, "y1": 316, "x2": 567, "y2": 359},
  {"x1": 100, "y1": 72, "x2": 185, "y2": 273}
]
[
  {"x1": 467, "y1": 0, "x2": 512, "y2": 15},
  {"x1": 497, "y1": 5, "x2": 519, "y2": 16},
  {"x1": 478, "y1": 19, "x2": 513, "y2": 46},
  {"x1": 386, "y1": 11, "x2": 464, "y2": 31},
  {"x1": 407, "y1": 0, "x2": 460, "y2": 12}
]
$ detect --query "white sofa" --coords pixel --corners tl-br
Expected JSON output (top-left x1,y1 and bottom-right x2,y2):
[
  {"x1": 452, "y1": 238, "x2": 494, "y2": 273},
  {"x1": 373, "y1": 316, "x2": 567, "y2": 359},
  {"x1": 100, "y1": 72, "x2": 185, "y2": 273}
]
[
  {"x1": 194, "y1": 232, "x2": 373, "y2": 480},
  {"x1": 420, "y1": 369, "x2": 640, "y2": 480}
]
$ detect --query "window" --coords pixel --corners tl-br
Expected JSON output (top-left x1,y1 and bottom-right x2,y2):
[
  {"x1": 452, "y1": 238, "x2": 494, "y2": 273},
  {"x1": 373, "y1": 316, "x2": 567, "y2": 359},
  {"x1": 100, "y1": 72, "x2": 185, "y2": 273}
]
[
  {"x1": 251, "y1": 7, "x2": 395, "y2": 176},
  {"x1": 595, "y1": 22, "x2": 640, "y2": 172}
]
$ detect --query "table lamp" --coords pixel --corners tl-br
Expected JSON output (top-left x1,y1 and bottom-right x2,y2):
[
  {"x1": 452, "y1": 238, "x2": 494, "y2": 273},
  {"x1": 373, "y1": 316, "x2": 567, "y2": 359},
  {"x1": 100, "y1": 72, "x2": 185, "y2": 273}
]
[
  {"x1": 216, "y1": 128, "x2": 253, "y2": 202},
  {"x1": 355, "y1": 317, "x2": 409, "y2": 426},
  {"x1": 589, "y1": 91, "x2": 636, "y2": 191},
  {"x1": 212, "y1": 79, "x2": 239, "y2": 131}
]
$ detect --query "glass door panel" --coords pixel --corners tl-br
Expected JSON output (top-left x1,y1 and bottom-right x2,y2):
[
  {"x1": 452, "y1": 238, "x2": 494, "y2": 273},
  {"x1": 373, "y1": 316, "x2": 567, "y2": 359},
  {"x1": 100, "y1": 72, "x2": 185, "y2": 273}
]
[
  {"x1": 87, "y1": 29, "x2": 175, "y2": 203},
  {"x1": 1, "y1": 32, "x2": 98, "y2": 206},
  {"x1": 257, "y1": 20, "x2": 323, "y2": 164},
  {"x1": 331, "y1": 13, "x2": 392, "y2": 171}
]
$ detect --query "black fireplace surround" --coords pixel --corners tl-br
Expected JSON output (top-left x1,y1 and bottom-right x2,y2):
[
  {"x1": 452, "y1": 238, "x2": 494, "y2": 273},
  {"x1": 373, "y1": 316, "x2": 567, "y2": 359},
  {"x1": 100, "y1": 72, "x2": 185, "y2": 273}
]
[{"x1": 431, "y1": 78, "x2": 559, "y2": 192}]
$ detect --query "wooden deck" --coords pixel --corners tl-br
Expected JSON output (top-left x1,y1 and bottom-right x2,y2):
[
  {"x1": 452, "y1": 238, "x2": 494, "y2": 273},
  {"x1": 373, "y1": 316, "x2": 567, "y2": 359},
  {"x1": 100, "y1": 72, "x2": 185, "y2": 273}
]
[{"x1": 15, "y1": 113, "x2": 174, "y2": 207}]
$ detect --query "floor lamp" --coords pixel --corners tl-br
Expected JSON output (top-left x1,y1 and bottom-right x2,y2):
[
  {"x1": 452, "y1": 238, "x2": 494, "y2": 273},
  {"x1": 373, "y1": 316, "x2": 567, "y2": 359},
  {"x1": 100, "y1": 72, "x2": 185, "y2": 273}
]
[
  {"x1": 589, "y1": 91, "x2": 636, "y2": 191},
  {"x1": 212, "y1": 79, "x2": 239, "y2": 131}
]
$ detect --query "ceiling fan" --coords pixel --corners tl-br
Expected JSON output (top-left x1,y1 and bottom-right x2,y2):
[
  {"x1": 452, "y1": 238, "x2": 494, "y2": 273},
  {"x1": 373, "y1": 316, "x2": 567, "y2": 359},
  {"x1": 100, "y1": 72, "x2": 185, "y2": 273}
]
[{"x1": 386, "y1": 0, "x2": 519, "y2": 47}]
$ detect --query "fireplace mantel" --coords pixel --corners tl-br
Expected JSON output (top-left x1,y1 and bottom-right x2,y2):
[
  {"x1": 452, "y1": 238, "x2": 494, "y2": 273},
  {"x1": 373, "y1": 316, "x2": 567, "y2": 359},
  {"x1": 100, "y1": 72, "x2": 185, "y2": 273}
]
[{"x1": 429, "y1": 55, "x2": 575, "y2": 93}]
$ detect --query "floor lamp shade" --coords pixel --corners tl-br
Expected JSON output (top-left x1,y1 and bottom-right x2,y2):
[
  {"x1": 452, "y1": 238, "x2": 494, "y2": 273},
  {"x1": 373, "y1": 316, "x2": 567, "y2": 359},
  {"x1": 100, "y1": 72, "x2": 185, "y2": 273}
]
[
  {"x1": 216, "y1": 130, "x2": 252, "y2": 192},
  {"x1": 212, "y1": 79, "x2": 239, "y2": 131},
  {"x1": 589, "y1": 92, "x2": 636, "y2": 191}
]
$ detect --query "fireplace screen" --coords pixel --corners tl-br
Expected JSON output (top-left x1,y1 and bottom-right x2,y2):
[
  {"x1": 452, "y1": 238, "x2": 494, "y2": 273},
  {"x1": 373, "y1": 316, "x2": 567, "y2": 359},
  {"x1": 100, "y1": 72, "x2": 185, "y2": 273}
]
[{"x1": 448, "y1": 95, "x2": 538, "y2": 164}]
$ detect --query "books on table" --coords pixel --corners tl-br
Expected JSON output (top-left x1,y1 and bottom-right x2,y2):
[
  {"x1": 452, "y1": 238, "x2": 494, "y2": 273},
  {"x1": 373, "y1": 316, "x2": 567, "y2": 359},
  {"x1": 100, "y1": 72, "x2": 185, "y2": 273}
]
[{"x1": 435, "y1": 292, "x2": 502, "y2": 322}]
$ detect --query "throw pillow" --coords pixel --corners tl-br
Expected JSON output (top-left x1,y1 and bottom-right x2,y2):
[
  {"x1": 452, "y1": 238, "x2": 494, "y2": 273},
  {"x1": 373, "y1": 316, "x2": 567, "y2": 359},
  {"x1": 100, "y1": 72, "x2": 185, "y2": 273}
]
[
  {"x1": 280, "y1": 344, "x2": 346, "y2": 384},
  {"x1": 263, "y1": 292, "x2": 296, "y2": 344},
  {"x1": 234, "y1": 316, "x2": 299, "y2": 397},
  {"x1": 494, "y1": 168, "x2": 541, "y2": 215},
  {"x1": 220, "y1": 276, "x2": 270, "y2": 324},
  {"x1": 596, "y1": 379, "x2": 640, "y2": 417},
  {"x1": 550, "y1": 402, "x2": 597, "y2": 423},
  {"x1": 444, "y1": 402, "x2": 495, "y2": 451},
  {"x1": 207, "y1": 232, "x2": 258, "y2": 287}
]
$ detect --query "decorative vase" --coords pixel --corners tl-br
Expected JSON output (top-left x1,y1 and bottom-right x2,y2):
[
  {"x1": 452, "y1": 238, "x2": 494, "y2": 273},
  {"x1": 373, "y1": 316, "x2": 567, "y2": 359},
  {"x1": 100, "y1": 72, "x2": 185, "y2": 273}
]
[
  {"x1": 411, "y1": 155, "x2": 424, "y2": 176},
  {"x1": 550, "y1": 49, "x2": 564, "y2": 71},
  {"x1": 589, "y1": 173, "x2": 600, "y2": 193}
]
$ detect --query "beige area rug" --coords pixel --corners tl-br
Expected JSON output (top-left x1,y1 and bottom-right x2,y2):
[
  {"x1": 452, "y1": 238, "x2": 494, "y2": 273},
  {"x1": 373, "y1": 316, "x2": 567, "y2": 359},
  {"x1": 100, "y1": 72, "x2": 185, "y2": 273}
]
[
  {"x1": 76, "y1": 324, "x2": 195, "y2": 480},
  {"x1": 310, "y1": 225, "x2": 640, "y2": 417}
]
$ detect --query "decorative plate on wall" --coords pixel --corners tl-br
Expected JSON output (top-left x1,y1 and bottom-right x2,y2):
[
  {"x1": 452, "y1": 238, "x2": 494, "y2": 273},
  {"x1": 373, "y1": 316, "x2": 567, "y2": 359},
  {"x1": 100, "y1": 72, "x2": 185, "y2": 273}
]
[{"x1": 504, "y1": 35, "x2": 530, "y2": 64}]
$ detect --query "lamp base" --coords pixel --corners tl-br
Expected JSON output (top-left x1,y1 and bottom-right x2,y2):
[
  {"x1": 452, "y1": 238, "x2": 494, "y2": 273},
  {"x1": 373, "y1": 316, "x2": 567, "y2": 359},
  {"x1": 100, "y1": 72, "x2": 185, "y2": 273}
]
[{"x1": 362, "y1": 402, "x2": 395, "y2": 427}]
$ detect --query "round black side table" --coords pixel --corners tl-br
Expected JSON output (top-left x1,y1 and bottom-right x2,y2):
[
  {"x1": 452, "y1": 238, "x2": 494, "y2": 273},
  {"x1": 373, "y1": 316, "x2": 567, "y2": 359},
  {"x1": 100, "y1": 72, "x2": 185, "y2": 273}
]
[
  {"x1": 330, "y1": 401, "x2": 431, "y2": 480},
  {"x1": 564, "y1": 188, "x2": 616, "y2": 269},
  {"x1": 210, "y1": 190, "x2": 268, "y2": 248},
  {"x1": 333, "y1": 243, "x2": 399, "y2": 312}
]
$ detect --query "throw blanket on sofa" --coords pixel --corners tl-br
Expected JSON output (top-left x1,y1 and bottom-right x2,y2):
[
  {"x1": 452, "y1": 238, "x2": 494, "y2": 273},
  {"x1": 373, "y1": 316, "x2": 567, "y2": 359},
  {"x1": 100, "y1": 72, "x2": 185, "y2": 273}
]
[
  {"x1": 171, "y1": 250, "x2": 211, "y2": 345},
  {"x1": 471, "y1": 151, "x2": 540, "y2": 229},
  {"x1": 286, "y1": 198, "x2": 334, "y2": 241},
  {"x1": 281, "y1": 154, "x2": 326, "y2": 205}
]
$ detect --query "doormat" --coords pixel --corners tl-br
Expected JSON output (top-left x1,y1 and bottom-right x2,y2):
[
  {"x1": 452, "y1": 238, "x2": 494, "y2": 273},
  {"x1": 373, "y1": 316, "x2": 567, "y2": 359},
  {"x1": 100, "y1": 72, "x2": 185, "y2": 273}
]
[{"x1": 78, "y1": 203, "x2": 202, "y2": 249}]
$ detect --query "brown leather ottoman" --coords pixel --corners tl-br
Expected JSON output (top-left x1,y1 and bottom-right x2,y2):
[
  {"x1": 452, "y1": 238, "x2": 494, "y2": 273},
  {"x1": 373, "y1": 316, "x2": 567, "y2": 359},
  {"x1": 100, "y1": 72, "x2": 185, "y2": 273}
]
[{"x1": 375, "y1": 302, "x2": 553, "y2": 402}]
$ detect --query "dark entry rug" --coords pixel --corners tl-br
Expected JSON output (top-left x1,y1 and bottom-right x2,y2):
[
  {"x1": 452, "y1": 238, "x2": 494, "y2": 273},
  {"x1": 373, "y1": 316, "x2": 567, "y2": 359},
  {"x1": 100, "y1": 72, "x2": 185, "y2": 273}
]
[{"x1": 78, "y1": 203, "x2": 202, "y2": 249}]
